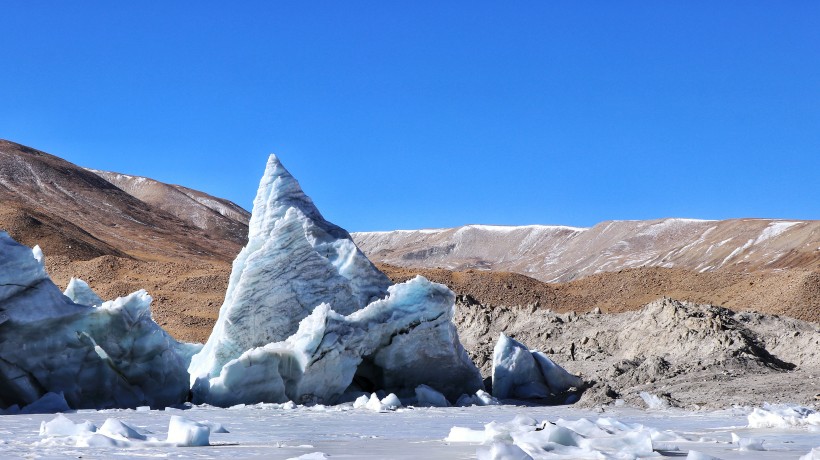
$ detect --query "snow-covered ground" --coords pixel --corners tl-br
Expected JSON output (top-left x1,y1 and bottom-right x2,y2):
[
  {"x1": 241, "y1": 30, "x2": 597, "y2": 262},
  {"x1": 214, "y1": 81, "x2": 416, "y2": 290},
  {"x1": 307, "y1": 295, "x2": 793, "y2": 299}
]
[{"x1": 2, "y1": 404, "x2": 818, "y2": 459}]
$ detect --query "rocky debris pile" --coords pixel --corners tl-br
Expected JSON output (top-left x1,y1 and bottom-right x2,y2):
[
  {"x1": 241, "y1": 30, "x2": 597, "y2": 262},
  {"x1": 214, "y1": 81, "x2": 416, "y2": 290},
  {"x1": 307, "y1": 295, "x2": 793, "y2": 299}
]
[{"x1": 455, "y1": 297, "x2": 820, "y2": 409}]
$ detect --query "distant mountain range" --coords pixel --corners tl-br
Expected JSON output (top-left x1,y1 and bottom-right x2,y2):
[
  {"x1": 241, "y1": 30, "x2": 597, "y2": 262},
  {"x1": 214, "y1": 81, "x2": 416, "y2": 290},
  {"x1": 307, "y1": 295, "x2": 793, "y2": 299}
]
[{"x1": 353, "y1": 220, "x2": 820, "y2": 283}]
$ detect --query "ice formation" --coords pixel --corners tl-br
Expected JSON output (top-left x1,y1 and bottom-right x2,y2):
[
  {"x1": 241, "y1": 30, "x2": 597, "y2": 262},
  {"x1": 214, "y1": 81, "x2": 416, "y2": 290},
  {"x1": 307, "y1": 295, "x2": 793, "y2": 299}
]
[
  {"x1": 354, "y1": 392, "x2": 402, "y2": 411},
  {"x1": 456, "y1": 390, "x2": 500, "y2": 407},
  {"x1": 189, "y1": 154, "x2": 391, "y2": 384},
  {"x1": 491, "y1": 333, "x2": 583, "y2": 400},
  {"x1": 448, "y1": 415, "x2": 687, "y2": 459},
  {"x1": 166, "y1": 416, "x2": 211, "y2": 446},
  {"x1": 63, "y1": 277, "x2": 103, "y2": 307},
  {"x1": 37, "y1": 414, "x2": 211, "y2": 447},
  {"x1": 0, "y1": 232, "x2": 199, "y2": 410},
  {"x1": 747, "y1": 404, "x2": 820, "y2": 429},
  {"x1": 188, "y1": 155, "x2": 482, "y2": 406},
  {"x1": 192, "y1": 276, "x2": 483, "y2": 405}
]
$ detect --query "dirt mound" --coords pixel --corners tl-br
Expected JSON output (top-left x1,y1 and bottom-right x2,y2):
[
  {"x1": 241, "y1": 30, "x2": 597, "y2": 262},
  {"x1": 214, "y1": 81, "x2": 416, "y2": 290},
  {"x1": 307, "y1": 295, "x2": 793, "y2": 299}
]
[{"x1": 454, "y1": 297, "x2": 820, "y2": 409}]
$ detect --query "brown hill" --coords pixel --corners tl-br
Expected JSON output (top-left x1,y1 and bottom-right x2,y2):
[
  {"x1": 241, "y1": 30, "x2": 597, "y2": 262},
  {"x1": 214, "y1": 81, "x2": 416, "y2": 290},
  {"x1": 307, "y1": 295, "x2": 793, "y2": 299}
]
[
  {"x1": 89, "y1": 168, "x2": 249, "y2": 245},
  {"x1": 378, "y1": 263, "x2": 820, "y2": 323},
  {"x1": 0, "y1": 139, "x2": 245, "y2": 262}
]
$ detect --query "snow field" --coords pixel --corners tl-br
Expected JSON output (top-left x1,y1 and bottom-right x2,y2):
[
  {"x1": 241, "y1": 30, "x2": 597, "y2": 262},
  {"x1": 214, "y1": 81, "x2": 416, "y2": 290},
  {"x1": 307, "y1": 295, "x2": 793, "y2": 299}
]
[{"x1": 3, "y1": 404, "x2": 819, "y2": 459}]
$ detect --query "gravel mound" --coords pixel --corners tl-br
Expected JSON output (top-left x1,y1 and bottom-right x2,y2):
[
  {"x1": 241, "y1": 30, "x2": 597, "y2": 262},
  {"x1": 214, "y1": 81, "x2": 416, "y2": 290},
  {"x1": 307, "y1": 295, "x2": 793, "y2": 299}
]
[{"x1": 455, "y1": 297, "x2": 820, "y2": 410}]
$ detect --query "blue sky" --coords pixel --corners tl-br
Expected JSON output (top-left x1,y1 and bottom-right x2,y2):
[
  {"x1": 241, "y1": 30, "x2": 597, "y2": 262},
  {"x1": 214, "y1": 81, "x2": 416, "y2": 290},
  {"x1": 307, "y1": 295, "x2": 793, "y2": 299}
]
[{"x1": 1, "y1": 2, "x2": 818, "y2": 231}]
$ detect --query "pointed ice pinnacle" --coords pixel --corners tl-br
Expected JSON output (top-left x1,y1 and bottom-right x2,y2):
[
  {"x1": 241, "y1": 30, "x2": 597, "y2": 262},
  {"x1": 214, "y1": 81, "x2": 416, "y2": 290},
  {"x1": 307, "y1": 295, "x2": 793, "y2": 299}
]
[{"x1": 188, "y1": 155, "x2": 392, "y2": 384}]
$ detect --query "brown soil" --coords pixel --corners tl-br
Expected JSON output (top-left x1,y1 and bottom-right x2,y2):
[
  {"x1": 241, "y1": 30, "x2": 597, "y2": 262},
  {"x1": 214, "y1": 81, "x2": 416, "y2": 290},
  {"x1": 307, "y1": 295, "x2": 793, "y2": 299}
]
[
  {"x1": 38, "y1": 258, "x2": 817, "y2": 345},
  {"x1": 378, "y1": 263, "x2": 820, "y2": 323},
  {"x1": 45, "y1": 255, "x2": 230, "y2": 343}
]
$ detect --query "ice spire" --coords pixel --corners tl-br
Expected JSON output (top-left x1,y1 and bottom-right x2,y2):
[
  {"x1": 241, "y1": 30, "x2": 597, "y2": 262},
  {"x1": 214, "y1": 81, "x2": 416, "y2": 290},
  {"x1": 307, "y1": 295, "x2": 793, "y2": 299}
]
[{"x1": 188, "y1": 154, "x2": 391, "y2": 384}]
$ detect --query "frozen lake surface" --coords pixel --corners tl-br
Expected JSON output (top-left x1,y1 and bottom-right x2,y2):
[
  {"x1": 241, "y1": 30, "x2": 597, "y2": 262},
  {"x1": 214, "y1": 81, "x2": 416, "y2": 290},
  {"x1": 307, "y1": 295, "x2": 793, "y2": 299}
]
[{"x1": 2, "y1": 403, "x2": 818, "y2": 459}]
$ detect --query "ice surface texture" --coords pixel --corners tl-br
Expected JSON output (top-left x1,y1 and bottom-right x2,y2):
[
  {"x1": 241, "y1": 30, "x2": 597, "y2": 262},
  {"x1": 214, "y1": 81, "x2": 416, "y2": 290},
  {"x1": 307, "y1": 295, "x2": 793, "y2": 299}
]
[
  {"x1": 449, "y1": 415, "x2": 683, "y2": 459},
  {"x1": 189, "y1": 155, "x2": 391, "y2": 384},
  {"x1": 192, "y1": 276, "x2": 483, "y2": 405},
  {"x1": 747, "y1": 404, "x2": 820, "y2": 429},
  {"x1": 0, "y1": 232, "x2": 199, "y2": 410},
  {"x1": 492, "y1": 333, "x2": 583, "y2": 400}
]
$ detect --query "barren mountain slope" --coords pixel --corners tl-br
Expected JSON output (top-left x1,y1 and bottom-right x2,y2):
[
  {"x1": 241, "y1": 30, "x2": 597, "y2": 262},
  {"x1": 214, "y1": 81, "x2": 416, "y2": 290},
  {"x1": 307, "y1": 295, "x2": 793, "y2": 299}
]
[
  {"x1": 354, "y1": 220, "x2": 820, "y2": 282},
  {"x1": 90, "y1": 169, "x2": 249, "y2": 244},
  {"x1": 0, "y1": 139, "x2": 244, "y2": 262}
]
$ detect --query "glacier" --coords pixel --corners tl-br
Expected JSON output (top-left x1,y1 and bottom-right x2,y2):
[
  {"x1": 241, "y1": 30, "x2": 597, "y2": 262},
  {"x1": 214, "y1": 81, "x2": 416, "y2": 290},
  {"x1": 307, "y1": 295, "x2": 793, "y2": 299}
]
[
  {"x1": 492, "y1": 333, "x2": 583, "y2": 400},
  {"x1": 191, "y1": 269, "x2": 483, "y2": 406},
  {"x1": 189, "y1": 154, "x2": 483, "y2": 406},
  {"x1": 0, "y1": 232, "x2": 198, "y2": 410},
  {"x1": 188, "y1": 154, "x2": 392, "y2": 385}
]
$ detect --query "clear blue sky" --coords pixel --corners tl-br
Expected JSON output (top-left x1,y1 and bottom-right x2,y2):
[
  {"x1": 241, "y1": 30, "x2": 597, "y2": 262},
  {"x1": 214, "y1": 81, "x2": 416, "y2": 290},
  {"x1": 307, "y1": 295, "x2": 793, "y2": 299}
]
[{"x1": 2, "y1": 2, "x2": 818, "y2": 231}]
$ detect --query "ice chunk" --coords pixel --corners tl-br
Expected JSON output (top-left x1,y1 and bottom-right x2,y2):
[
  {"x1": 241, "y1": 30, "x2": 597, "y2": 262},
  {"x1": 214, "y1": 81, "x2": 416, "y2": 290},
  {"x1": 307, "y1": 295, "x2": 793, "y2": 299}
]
[
  {"x1": 445, "y1": 426, "x2": 487, "y2": 443},
  {"x1": 98, "y1": 418, "x2": 146, "y2": 440},
  {"x1": 40, "y1": 414, "x2": 97, "y2": 437},
  {"x1": 639, "y1": 391, "x2": 669, "y2": 410},
  {"x1": 492, "y1": 334, "x2": 581, "y2": 400},
  {"x1": 492, "y1": 334, "x2": 550, "y2": 399},
  {"x1": 477, "y1": 442, "x2": 533, "y2": 460},
  {"x1": 192, "y1": 276, "x2": 483, "y2": 406},
  {"x1": 353, "y1": 394, "x2": 370, "y2": 409},
  {"x1": 381, "y1": 393, "x2": 402, "y2": 410},
  {"x1": 415, "y1": 384, "x2": 450, "y2": 407},
  {"x1": 457, "y1": 390, "x2": 500, "y2": 407},
  {"x1": 451, "y1": 415, "x2": 683, "y2": 459},
  {"x1": 365, "y1": 393, "x2": 384, "y2": 411},
  {"x1": 189, "y1": 155, "x2": 391, "y2": 385},
  {"x1": 737, "y1": 436, "x2": 765, "y2": 451},
  {"x1": 747, "y1": 404, "x2": 820, "y2": 428},
  {"x1": 20, "y1": 392, "x2": 70, "y2": 414},
  {"x1": 166, "y1": 415, "x2": 210, "y2": 446},
  {"x1": 358, "y1": 392, "x2": 401, "y2": 411},
  {"x1": 287, "y1": 454, "x2": 329, "y2": 460},
  {"x1": 32, "y1": 245, "x2": 44, "y2": 264},
  {"x1": 687, "y1": 451, "x2": 723, "y2": 460},
  {"x1": 0, "y1": 232, "x2": 199, "y2": 410},
  {"x1": 63, "y1": 277, "x2": 103, "y2": 307}
]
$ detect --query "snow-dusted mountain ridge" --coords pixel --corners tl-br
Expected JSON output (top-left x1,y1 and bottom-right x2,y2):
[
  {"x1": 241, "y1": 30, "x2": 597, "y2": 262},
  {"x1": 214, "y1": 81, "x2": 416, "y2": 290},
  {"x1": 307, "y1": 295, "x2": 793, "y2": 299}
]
[{"x1": 353, "y1": 219, "x2": 819, "y2": 282}]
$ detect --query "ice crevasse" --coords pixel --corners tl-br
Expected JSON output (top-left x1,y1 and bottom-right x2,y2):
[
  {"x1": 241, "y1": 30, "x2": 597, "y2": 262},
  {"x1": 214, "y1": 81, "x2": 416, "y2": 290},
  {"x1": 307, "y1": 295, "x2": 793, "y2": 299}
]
[{"x1": 188, "y1": 154, "x2": 484, "y2": 405}]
